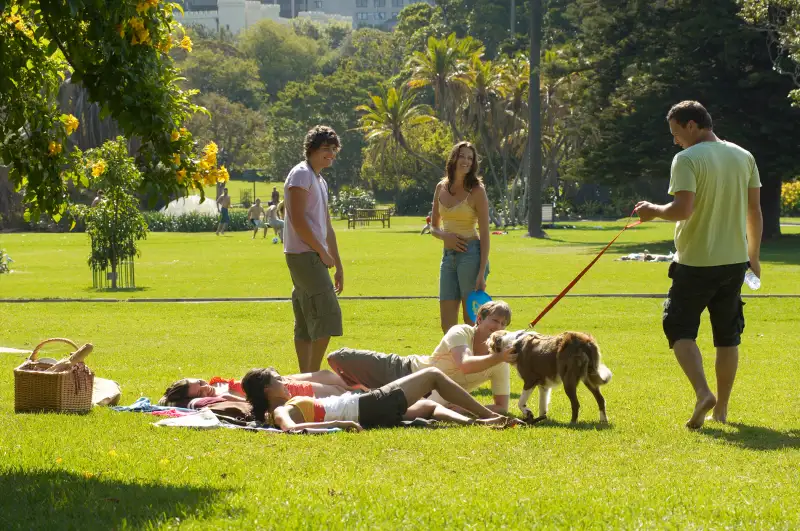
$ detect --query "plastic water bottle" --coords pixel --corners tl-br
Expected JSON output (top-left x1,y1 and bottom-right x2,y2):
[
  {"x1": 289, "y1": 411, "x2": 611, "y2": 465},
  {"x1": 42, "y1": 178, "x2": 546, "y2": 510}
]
[{"x1": 744, "y1": 270, "x2": 761, "y2": 290}]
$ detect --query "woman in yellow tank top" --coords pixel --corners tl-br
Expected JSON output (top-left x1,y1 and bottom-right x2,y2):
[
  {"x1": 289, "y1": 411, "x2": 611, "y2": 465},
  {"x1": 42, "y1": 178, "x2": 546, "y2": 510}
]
[{"x1": 430, "y1": 142, "x2": 491, "y2": 334}]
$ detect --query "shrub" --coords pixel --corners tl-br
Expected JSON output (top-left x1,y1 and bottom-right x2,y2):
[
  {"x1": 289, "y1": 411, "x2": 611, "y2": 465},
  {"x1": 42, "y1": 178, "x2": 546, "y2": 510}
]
[
  {"x1": 329, "y1": 187, "x2": 376, "y2": 217},
  {"x1": 394, "y1": 182, "x2": 432, "y2": 216},
  {"x1": 781, "y1": 180, "x2": 800, "y2": 216},
  {"x1": 142, "y1": 210, "x2": 251, "y2": 232}
]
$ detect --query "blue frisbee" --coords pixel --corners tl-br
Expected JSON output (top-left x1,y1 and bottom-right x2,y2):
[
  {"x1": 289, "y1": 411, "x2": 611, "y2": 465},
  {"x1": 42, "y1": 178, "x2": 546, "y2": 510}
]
[{"x1": 466, "y1": 290, "x2": 493, "y2": 322}]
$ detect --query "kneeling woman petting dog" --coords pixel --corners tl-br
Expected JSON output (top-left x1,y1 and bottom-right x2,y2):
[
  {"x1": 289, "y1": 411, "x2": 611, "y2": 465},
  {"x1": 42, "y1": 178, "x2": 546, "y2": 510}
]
[{"x1": 242, "y1": 366, "x2": 520, "y2": 432}]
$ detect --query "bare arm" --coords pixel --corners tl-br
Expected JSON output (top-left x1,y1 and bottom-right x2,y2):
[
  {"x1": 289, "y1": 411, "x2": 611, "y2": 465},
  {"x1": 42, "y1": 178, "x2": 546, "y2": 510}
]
[
  {"x1": 326, "y1": 210, "x2": 344, "y2": 294},
  {"x1": 487, "y1": 394, "x2": 509, "y2": 414},
  {"x1": 746, "y1": 187, "x2": 763, "y2": 277},
  {"x1": 634, "y1": 191, "x2": 695, "y2": 222},
  {"x1": 272, "y1": 405, "x2": 362, "y2": 432},
  {"x1": 449, "y1": 345, "x2": 515, "y2": 374},
  {"x1": 289, "y1": 370, "x2": 349, "y2": 387},
  {"x1": 286, "y1": 186, "x2": 328, "y2": 255},
  {"x1": 473, "y1": 185, "x2": 491, "y2": 290}
]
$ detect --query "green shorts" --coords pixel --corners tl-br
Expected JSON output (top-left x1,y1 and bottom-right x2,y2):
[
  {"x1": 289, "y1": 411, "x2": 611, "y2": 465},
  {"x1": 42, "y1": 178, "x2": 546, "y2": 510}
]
[
  {"x1": 285, "y1": 252, "x2": 343, "y2": 342},
  {"x1": 327, "y1": 348, "x2": 413, "y2": 389}
]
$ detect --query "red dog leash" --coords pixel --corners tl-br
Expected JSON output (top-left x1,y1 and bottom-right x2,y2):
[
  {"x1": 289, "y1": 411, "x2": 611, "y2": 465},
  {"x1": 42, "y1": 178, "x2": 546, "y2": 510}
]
[{"x1": 528, "y1": 212, "x2": 642, "y2": 329}]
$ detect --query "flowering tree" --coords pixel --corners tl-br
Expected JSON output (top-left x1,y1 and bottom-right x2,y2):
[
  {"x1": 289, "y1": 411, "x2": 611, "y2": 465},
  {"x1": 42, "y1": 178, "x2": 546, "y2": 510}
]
[
  {"x1": 0, "y1": 0, "x2": 228, "y2": 221},
  {"x1": 78, "y1": 138, "x2": 148, "y2": 289}
]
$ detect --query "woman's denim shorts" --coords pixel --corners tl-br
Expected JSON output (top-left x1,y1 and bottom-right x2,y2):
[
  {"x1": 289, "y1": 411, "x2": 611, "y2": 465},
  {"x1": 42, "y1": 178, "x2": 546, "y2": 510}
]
[{"x1": 439, "y1": 239, "x2": 489, "y2": 301}]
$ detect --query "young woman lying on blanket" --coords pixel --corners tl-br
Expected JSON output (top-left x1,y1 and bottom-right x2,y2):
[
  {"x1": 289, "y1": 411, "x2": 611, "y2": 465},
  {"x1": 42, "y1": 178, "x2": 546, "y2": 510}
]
[
  {"x1": 158, "y1": 370, "x2": 360, "y2": 407},
  {"x1": 242, "y1": 366, "x2": 522, "y2": 432}
]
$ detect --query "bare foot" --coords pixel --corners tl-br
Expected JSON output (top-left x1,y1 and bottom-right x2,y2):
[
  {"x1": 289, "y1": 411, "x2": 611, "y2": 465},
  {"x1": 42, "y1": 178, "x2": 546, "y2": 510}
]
[
  {"x1": 476, "y1": 416, "x2": 525, "y2": 429},
  {"x1": 686, "y1": 393, "x2": 716, "y2": 430},
  {"x1": 711, "y1": 407, "x2": 727, "y2": 423}
]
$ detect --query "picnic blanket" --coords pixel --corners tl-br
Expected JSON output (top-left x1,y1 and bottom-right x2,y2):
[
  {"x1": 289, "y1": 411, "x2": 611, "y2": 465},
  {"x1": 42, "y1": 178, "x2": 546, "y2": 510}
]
[{"x1": 616, "y1": 250, "x2": 674, "y2": 262}]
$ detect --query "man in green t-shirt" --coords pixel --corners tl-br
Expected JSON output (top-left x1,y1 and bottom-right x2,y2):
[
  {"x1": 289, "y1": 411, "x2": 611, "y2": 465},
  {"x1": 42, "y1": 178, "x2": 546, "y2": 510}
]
[{"x1": 634, "y1": 100, "x2": 763, "y2": 430}]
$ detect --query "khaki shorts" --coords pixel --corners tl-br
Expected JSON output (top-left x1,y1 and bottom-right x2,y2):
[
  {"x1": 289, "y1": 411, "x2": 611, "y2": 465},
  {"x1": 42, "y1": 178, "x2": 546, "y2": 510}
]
[
  {"x1": 327, "y1": 348, "x2": 413, "y2": 389},
  {"x1": 285, "y1": 252, "x2": 343, "y2": 342}
]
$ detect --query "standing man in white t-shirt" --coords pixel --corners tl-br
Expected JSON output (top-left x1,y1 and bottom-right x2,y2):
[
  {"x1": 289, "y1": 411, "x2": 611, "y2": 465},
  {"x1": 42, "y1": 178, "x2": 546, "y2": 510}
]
[{"x1": 284, "y1": 125, "x2": 344, "y2": 373}]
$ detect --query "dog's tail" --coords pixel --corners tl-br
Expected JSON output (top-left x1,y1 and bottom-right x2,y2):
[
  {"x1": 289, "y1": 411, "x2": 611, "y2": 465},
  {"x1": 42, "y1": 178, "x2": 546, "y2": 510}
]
[{"x1": 586, "y1": 341, "x2": 612, "y2": 386}]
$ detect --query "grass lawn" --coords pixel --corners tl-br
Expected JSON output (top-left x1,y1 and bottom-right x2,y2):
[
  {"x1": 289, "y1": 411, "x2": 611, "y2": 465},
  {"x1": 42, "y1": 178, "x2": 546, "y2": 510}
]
[
  {"x1": 1, "y1": 216, "x2": 799, "y2": 529},
  {"x1": 1, "y1": 298, "x2": 799, "y2": 529},
  {"x1": 1, "y1": 218, "x2": 798, "y2": 300}
]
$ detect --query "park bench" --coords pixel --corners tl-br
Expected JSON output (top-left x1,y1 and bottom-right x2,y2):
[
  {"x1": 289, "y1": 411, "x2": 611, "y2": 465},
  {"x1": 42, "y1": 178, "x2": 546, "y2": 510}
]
[{"x1": 347, "y1": 208, "x2": 392, "y2": 229}]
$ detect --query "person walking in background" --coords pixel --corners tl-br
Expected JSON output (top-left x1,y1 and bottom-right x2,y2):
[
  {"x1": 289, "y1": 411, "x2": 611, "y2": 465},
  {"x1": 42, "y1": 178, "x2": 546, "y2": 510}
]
[
  {"x1": 429, "y1": 142, "x2": 491, "y2": 334},
  {"x1": 248, "y1": 198, "x2": 266, "y2": 239},
  {"x1": 266, "y1": 201, "x2": 285, "y2": 242},
  {"x1": 634, "y1": 100, "x2": 762, "y2": 430},
  {"x1": 215, "y1": 187, "x2": 231, "y2": 236},
  {"x1": 271, "y1": 186, "x2": 280, "y2": 206},
  {"x1": 91, "y1": 190, "x2": 104, "y2": 207},
  {"x1": 283, "y1": 125, "x2": 344, "y2": 373}
]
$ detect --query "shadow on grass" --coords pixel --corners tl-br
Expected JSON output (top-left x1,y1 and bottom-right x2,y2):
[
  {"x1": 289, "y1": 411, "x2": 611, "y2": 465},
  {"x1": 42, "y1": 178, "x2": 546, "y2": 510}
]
[
  {"x1": 761, "y1": 233, "x2": 800, "y2": 266},
  {"x1": 0, "y1": 467, "x2": 224, "y2": 530},
  {"x1": 701, "y1": 422, "x2": 800, "y2": 451},
  {"x1": 82, "y1": 286, "x2": 151, "y2": 294},
  {"x1": 534, "y1": 418, "x2": 614, "y2": 431},
  {"x1": 472, "y1": 388, "x2": 521, "y2": 400}
]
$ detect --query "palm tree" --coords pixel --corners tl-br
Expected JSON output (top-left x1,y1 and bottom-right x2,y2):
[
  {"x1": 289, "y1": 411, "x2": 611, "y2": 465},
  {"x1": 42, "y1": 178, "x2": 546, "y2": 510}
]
[
  {"x1": 407, "y1": 33, "x2": 482, "y2": 141},
  {"x1": 355, "y1": 85, "x2": 440, "y2": 174}
]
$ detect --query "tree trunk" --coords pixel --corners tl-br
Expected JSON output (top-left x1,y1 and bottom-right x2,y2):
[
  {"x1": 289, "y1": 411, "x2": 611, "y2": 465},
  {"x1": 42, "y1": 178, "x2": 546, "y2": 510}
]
[
  {"x1": 762, "y1": 177, "x2": 782, "y2": 239},
  {"x1": 526, "y1": 0, "x2": 545, "y2": 238}
]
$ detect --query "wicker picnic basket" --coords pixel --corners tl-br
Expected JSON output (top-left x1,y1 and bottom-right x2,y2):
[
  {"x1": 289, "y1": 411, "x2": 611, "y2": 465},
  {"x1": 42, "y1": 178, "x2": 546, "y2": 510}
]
[{"x1": 14, "y1": 338, "x2": 94, "y2": 414}]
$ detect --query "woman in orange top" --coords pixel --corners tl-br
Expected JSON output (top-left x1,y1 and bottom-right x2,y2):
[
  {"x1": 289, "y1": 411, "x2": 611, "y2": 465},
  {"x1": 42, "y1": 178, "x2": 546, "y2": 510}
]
[
  {"x1": 430, "y1": 142, "x2": 491, "y2": 334},
  {"x1": 242, "y1": 366, "x2": 519, "y2": 432},
  {"x1": 158, "y1": 369, "x2": 357, "y2": 407}
]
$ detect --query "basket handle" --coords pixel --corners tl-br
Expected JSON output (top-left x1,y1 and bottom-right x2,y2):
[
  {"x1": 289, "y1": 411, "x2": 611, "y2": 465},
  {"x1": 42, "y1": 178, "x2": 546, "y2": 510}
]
[{"x1": 29, "y1": 338, "x2": 79, "y2": 361}]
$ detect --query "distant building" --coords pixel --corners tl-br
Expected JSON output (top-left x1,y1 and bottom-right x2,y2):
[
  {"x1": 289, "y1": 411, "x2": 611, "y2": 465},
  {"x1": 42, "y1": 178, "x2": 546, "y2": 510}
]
[
  {"x1": 176, "y1": 0, "x2": 430, "y2": 32},
  {"x1": 176, "y1": 0, "x2": 349, "y2": 35}
]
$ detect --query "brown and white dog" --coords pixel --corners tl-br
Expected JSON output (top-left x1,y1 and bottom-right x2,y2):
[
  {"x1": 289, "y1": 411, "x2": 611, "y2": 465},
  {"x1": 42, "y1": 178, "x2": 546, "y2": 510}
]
[{"x1": 488, "y1": 330, "x2": 613, "y2": 423}]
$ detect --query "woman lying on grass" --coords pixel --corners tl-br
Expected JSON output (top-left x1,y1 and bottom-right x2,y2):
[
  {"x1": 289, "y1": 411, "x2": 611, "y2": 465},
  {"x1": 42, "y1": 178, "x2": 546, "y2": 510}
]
[
  {"x1": 158, "y1": 370, "x2": 360, "y2": 407},
  {"x1": 242, "y1": 366, "x2": 521, "y2": 432}
]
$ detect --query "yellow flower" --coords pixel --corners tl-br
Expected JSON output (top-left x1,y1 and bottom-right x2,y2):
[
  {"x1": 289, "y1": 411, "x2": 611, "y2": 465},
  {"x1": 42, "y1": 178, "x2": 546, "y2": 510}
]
[
  {"x1": 170, "y1": 130, "x2": 180, "y2": 142},
  {"x1": 135, "y1": 0, "x2": 150, "y2": 14},
  {"x1": 216, "y1": 166, "x2": 230, "y2": 183},
  {"x1": 179, "y1": 35, "x2": 193, "y2": 52},
  {"x1": 179, "y1": 127, "x2": 187, "y2": 134},
  {"x1": 48, "y1": 141, "x2": 62, "y2": 156},
  {"x1": 132, "y1": 28, "x2": 150, "y2": 45},
  {"x1": 91, "y1": 160, "x2": 106, "y2": 177},
  {"x1": 159, "y1": 34, "x2": 173, "y2": 53},
  {"x1": 128, "y1": 17, "x2": 144, "y2": 31},
  {"x1": 55, "y1": 457, "x2": 63, "y2": 464},
  {"x1": 176, "y1": 169, "x2": 187, "y2": 183},
  {"x1": 191, "y1": 172, "x2": 202, "y2": 182},
  {"x1": 83, "y1": 471, "x2": 95, "y2": 479},
  {"x1": 108, "y1": 450, "x2": 117, "y2": 457},
  {"x1": 172, "y1": 154, "x2": 180, "y2": 165},
  {"x1": 117, "y1": 23, "x2": 125, "y2": 38},
  {"x1": 62, "y1": 114, "x2": 79, "y2": 135},
  {"x1": 203, "y1": 141, "x2": 218, "y2": 155},
  {"x1": 198, "y1": 160, "x2": 211, "y2": 171}
]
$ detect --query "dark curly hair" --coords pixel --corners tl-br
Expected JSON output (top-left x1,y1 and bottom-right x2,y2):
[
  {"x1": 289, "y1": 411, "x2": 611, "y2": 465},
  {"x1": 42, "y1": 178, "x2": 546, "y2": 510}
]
[
  {"x1": 158, "y1": 379, "x2": 191, "y2": 407},
  {"x1": 666, "y1": 101, "x2": 713, "y2": 129},
  {"x1": 242, "y1": 368, "x2": 274, "y2": 423},
  {"x1": 442, "y1": 141, "x2": 482, "y2": 194},
  {"x1": 303, "y1": 125, "x2": 341, "y2": 160}
]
